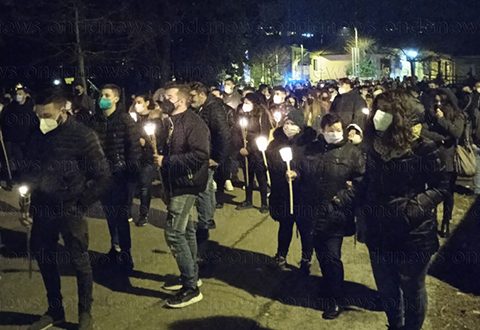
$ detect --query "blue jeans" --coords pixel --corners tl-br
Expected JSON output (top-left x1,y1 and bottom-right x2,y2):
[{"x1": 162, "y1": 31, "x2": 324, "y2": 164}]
[
  {"x1": 369, "y1": 248, "x2": 431, "y2": 330},
  {"x1": 196, "y1": 168, "x2": 216, "y2": 230},
  {"x1": 164, "y1": 194, "x2": 199, "y2": 289},
  {"x1": 474, "y1": 145, "x2": 480, "y2": 195}
]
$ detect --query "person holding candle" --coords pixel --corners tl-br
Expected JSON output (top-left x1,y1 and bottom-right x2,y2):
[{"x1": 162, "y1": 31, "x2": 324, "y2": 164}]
[
  {"x1": 20, "y1": 90, "x2": 110, "y2": 330},
  {"x1": 235, "y1": 93, "x2": 271, "y2": 213},
  {"x1": 290, "y1": 113, "x2": 365, "y2": 320},
  {"x1": 266, "y1": 109, "x2": 318, "y2": 273},
  {"x1": 154, "y1": 84, "x2": 210, "y2": 308}
]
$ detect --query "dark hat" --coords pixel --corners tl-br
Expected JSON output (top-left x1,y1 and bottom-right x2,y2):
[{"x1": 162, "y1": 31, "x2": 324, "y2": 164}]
[
  {"x1": 244, "y1": 92, "x2": 263, "y2": 106},
  {"x1": 286, "y1": 109, "x2": 304, "y2": 127}
]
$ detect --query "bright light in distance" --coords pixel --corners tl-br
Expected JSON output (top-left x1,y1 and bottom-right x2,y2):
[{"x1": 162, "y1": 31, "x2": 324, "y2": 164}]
[
  {"x1": 19, "y1": 185, "x2": 29, "y2": 196},
  {"x1": 274, "y1": 112, "x2": 282, "y2": 123},
  {"x1": 256, "y1": 136, "x2": 268, "y2": 152},
  {"x1": 302, "y1": 33, "x2": 314, "y2": 38},
  {"x1": 240, "y1": 118, "x2": 248, "y2": 128},
  {"x1": 130, "y1": 113, "x2": 137, "y2": 122},
  {"x1": 280, "y1": 147, "x2": 293, "y2": 162},
  {"x1": 406, "y1": 50, "x2": 418, "y2": 58},
  {"x1": 53, "y1": 79, "x2": 61, "y2": 85},
  {"x1": 144, "y1": 123, "x2": 156, "y2": 136},
  {"x1": 362, "y1": 108, "x2": 370, "y2": 115}
]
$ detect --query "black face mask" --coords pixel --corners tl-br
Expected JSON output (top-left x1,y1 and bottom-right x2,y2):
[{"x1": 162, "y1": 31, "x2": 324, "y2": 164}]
[
  {"x1": 321, "y1": 96, "x2": 328, "y2": 101},
  {"x1": 307, "y1": 98, "x2": 314, "y2": 105},
  {"x1": 76, "y1": 89, "x2": 82, "y2": 95}
]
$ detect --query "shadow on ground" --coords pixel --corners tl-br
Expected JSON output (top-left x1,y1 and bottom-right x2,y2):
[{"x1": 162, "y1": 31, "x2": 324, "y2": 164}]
[
  {"x1": 198, "y1": 241, "x2": 382, "y2": 312},
  {"x1": 429, "y1": 195, "x2": 480, "y2": 295},
  {"x1": 0, "y1": 311, "x2": 77, "y2": 329},
  {"x1": 168, "y1": 316, "x2": 275, "y2": 330}
]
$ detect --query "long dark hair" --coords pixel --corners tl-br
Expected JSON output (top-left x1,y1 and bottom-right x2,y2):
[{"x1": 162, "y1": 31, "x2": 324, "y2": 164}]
[{"x1": 364, "y1": 90, "x2": 417, "y2": 154}]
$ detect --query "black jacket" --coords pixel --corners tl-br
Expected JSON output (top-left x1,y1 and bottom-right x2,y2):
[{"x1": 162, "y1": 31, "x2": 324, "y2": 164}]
[
  {"x1": 422, "y1": 104, "x2": 465, "y2": 172},
  {"x1": 330, "y1": 89, "x2": 367, "y2": 130},
  {"x1": 0, "y1": 98, "x2": 37, "y2": 144},
  {"x1": 196, "y1": 94, "x2": 231, "y2": 164},
  {"x1": 233, "y1": 108, "x2": 272, "y2": 161},
  {"x1": 91, "y1": 109, "x2": 142, "y2": 179},
  {"x1": 22, "y1": 116, "x2": 111, "y2": 212},
  {"x1": 266, "y1": 127, "x2": 317, "y2": 221},
  {"x1": 161, "y1": 109, "x2": 210, "y2": 197},
  {"x1": 299, "y1": 136, "x2": 365, "y2": 236},
  {"x1": 357, "y1": 137, "x2": 449, "y2": 254},
  {"x1": 463, "y1": 91, "x2": 480, "y2": 146}
]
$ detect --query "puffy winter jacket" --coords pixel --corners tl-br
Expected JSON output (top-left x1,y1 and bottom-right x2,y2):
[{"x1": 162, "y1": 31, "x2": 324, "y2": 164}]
[
  {"x1": 358, "y1": 137, "x2": 449, "y2": 253},
  {"x1": 299, "y1": 136, "x2": 365, "y2": 236},
  {"x1": 91, "y1": 109, "x2": 142, "y2": 179},
  {"x1": 196, "y1": 94, "x2": 231, "y2": 164},
  {"x1": 0, "y1": 98, "x2": 37, "y2": 144},
  {"x1": 160, "y1": 109, "x2": 210, "y2": 197},
  {"x1": 22, "y1": 116, "x2": 111, "y2": 210},
  {"x1": 330, "y1": 89, "x2": 367, "y2": 130}
]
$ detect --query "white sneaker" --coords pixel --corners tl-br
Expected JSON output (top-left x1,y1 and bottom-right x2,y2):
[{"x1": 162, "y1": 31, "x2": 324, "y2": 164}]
[
  {"x1": 224, "y1": 180, "x2": 234, "y2": 191},
  {"x1": 163, "y1": 278, "x2": 203, "y2": 291},
  {"x1": 212, "y1": 181, "x2": 217, "y2": 192}
]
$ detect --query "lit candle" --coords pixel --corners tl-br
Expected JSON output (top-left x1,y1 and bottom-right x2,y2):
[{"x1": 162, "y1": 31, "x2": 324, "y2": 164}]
[
  {"x1": 279, "y1": 147, "x2": 294, "y2": 215},
  {"x1": 256, "y1": 136, "x2": 271, "y2": 186},
  {"x1": 240, "y1": 117, "x2": 249, "y2": 187},
  {"x1": 274, "y1": 112, "x2": 282, "y2": 126},
  {"x1": 130, "y1": 112, "x2": 138, "y2": 122},
  {"x1": 362, "y1": 108, "x2": 370, "y2": 115}
]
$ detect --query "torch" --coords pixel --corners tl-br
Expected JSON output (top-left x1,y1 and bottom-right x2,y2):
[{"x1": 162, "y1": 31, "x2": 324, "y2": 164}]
[
  {"x1": 279, "y1": 147, "x2": 294, "y2": 215},
  {"x1": 240, "y1": 117, "x2": 249, "y2": 187},
  {"x1": 255, "y1": 136, "x2": 271, "y2": 186},
  {"x1": 130, "y1": 112, "x2": 138, "y2": 122},
  {"x1": 274, "y1": 112, "x2": 282, "y2": 128},
  {"x1": 144, "y1": 123, "x2": 165, "y2": 198},
  {"x1": 19, "y1": 185, "x2": 32, "y2": 279}
]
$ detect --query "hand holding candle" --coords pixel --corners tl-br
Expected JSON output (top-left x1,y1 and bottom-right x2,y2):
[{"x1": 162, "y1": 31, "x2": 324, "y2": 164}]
[
  {"x1": 280, "y1": 147, "x2": 294, "y2": 215},
  {"x1": 144, "y1": 123, "x2": 157, "y2": 155},
  {"x1": 256, "y1": 136, "x2": 271, "y2": 186}
]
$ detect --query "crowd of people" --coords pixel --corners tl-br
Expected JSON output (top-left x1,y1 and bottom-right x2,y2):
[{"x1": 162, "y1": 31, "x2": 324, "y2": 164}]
[{"x1": 0, "y1": 74, "x2": 479, "y2": 330}]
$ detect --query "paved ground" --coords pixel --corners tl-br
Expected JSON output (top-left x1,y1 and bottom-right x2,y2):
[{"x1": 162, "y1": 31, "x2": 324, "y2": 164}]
[{"x1": 1, "y1": 182, "x2": 480, "y2": 330}]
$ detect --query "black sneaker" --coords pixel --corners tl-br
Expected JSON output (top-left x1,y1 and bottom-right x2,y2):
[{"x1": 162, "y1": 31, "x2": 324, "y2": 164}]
[
  {"x1": 322, "y1": 304, "x2": 343, "y2": 320},
  {"x1": 136, "y1": 215, "x2": 148, "y2": 227},
  {"x1": 163, "y1": 278, "x2": 203, "y2": 291},
  {"x1": 270, "y1": 255, "x2": 287, "y2": 270},
  {"x1": 27, "y1": 311, "x2": 65, "y2": 330},
  {"x1": 236, "y1": 201, "x2": 254, "y2": 210},
  {"x1": 216, "y1": 203, "x2": 224, "y2": 209},
  {"x1": 78, "y1": 312, "x2": 94, "y2": 330},
  {"x1": 386, "y1": 325, "x2": 405, "y2": 330},
  {"x1": 165, "y1": 286, "x2": 203, "y2": 308},
  {"x1": 259, "y1": 204, "x2": 269, "y2": 214}
]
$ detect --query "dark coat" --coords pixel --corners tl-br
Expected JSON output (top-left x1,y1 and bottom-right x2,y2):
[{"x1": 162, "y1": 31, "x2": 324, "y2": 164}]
[
  {"x1": 422, "y1": 104, "x2": 465, "y2": 172},
  {"x1": 91, "y1": 109, "x2": 142, "y2": 180},
  {"x1": 160, "y1": 109, "x2": 210, "y2": 197},
  {"x1": 196, "y1": 94, "x2": 232, "y2": 164},
  {"x1": 0, "y1": 98, "x2": 37, "y2": 144},
  {"x1": 330, "y1": 89, "x2": 367, "y2": 130},
  {"x1": 299, "y1": 136, "x2": 365, "y2": 236},
  {"x1": 22, "y1": 116, "x2": 111, "y2": 211},
  {"x1": 266, "y1": 127, "x2": 317, "y2": 221},
  {"x1": 358, "y1": 137, "x2": 449, "y2": 254}
]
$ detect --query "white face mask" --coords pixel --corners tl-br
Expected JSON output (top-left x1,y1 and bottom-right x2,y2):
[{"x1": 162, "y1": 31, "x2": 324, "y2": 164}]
[
  {"x1": 40, "y1": 113, "x2": 61, "y2": 134},
  {"x1": 351, "y1": 134, "x2": 362, "y2": 145},
  {"x1": 135, "y1": 103, "x2": 146, "y2": 113},
  {"x1": 242, "y1": 102, "x2": 253, "y2": 112},
  {"x1": 65, "y1": 101, "x2": 72, "y2": 111},
  {"x1": 16, "y1": 95, "x2": 24, "y2": 103},
  {"x1": 373, "y1": 110, "x2": 394, "y2": 131},
  {"x1": 224, "y1": 86, "x2": 233, "y2": 94},
  {"x1": 0, "y1": 104, "x2": 3, "y2": 113},
  {"x1": 273, "y1": 94, "x2": 283, "y2": 104},
  {"x1": 283, "y1": 124, "x2": 300, "y2": 138},
  {"x1": 338, "y1": 87, "x2": 347, "y2": 95},
  {"x1": 324, "y1": 131, "x2": 344, "y2": 144},
  {"x1": 476, "y1": 88, "x2": 480, "y2": 94}
]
